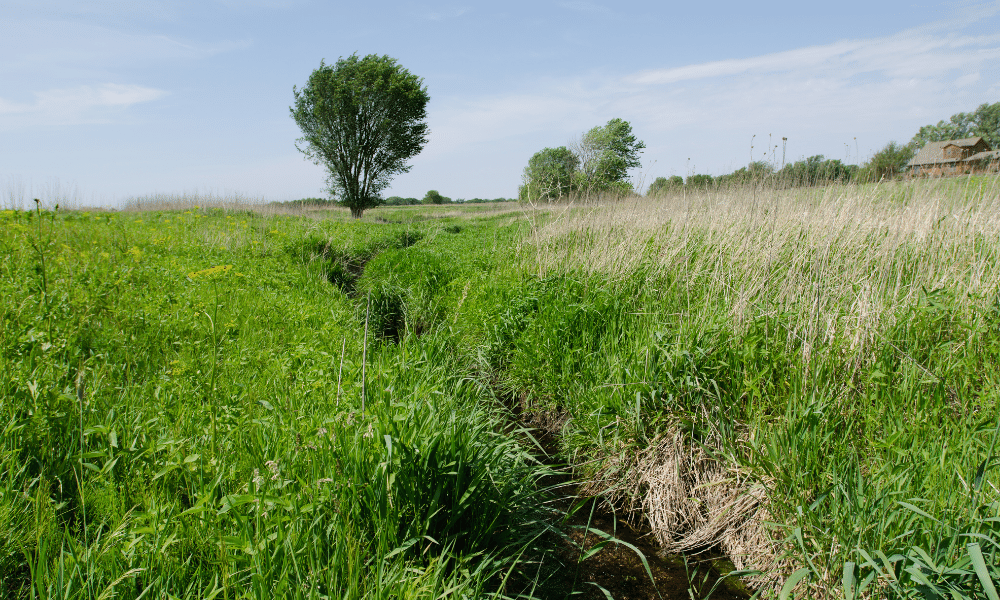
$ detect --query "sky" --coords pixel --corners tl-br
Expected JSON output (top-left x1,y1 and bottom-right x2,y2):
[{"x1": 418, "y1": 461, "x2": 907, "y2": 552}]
[{"x1": 2, "y1": 0, "x2": 999, "y2": 207}]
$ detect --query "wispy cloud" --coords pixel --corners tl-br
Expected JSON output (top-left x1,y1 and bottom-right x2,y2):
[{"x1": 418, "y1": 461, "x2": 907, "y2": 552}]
[
  {"x1": 557, "y1": 1, "x2": 610, "y2": 13},
  {"x1": 424, "y1": 6, "x2": 470, "y2": 21},
  {"x1": 626, "y1": 31, "x2": 1000, "y2": 86},
  {"x1": 216, "y1": 0, "x2": 304, "y2": 9},
  {"x1": 0, "y1": 19, "x2": 248, "y2": 75},
  {"x1": 418, "y1": 11, "x2": 1000, "y2": 188},
  {"x1": 5, "y1": 0, "x2": 178, "y2": 21},
  {"x1": 0, "y1": 83, "x2": 166, "y2": 127}
]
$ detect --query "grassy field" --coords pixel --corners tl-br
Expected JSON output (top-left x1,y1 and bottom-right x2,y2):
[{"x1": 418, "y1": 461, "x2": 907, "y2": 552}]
[{"x1": 2, "y1": 178, "x2": 999, "y2": 599}]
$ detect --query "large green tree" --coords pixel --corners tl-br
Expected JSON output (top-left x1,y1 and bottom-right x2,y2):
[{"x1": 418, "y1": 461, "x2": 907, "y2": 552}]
[
  {"x1": 573, "y1": 118, "x2": 645, "y2": 194},
  {"x1": 911, "y1": 102, "x2": 1000, "y2": 149},
  {"x1": 291, "y1": 54, "x2": 430, "y2": 218},
  {"x1": 519, "y1": 146, "x2": 579, "y2": 202}
]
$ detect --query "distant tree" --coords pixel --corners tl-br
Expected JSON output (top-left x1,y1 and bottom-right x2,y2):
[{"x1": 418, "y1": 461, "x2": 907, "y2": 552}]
[
  {"x1": 646, "y1": 175, "x2": 684, "y2": 196},
  {"x1": 858, "y1": 142, "x2": 916, "y2": 182},
  {"x1": 290, "y1": 54, "x2": 430, "y2": 218},
  {"x1": 976, "y1": 102, "x2": 1000, "y2": 148},
  {"x1": 813, "y1": 158, "x2": 856, "y2": 183},
  {"x1": 911, "y1": 102, "x2": 1000, "y2": 149},
  {"x1": 573, "y1": 118, "x2": 645, "y2": 194},
  {"x1": 686, "y1": 174, "x2": 715, "y2": 188},
  {"x1": 422, "y1": 190, "x2": 451, "y2": 204},
  {"x1": 775, "y1": 155, "x2": 856, "y2": 186},
  {"x1": 383, "y1": 196, "x2": 421, "y2": 206},
  {"x1": 518, "y1": 146, "x2": 580, "y2": 202},
  {"x1": 912, "y1": 114, "x2": 974, "y2": 146},
  {"x1": 269, "y1": 197, "x2": 336, "y2": 208},
  {"x1": 716, "y1": 161, "x2": 775, "y2": 186}
]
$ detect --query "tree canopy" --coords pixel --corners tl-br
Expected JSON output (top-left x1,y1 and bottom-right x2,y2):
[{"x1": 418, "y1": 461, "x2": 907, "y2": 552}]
[
  {"x1": 775, "y1": 155, "x2": 856, "y2": 186},
  {"x1": 422, "y1": 190, "x2": 451, "y2": 204},
  {"x1": 573, "y1": 118, "x2": 646, "y2": 194},
  {"x1": 685, "y1": 173, "x2": 715, "y2": 188},
  {"x1": 519, "y1": 146, "x2": 579, "y2": 202},
  {"x1": 911, "y1": 102, "x2": 1000, "y2": 149},
  {"x1": 291, "y1": 54, "x2": 429, "y2": 218},
  {"x1": 520, "y1": 119, "x2": 645, "y2": 202},
  {"x1": 857, "y1": 141, "x2": 916, "y2": 182},
  {"x1": 646, "y1": 175, "x2": 683, "y2": 196}
]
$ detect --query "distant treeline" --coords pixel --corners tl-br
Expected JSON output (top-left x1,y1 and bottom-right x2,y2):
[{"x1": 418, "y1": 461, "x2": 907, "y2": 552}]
[
  {"x1": 648, "y1": 102, "x2": 1000, "y2": 195},
  {"x1": 271, "y1": 195, "x2": 513, "y2": 208},
  {"x1": 383, "y1": 194, "x2": 513, "y2": 206},
  {"x1": 649, "y1": 155, "x2": 862, "y2": 195},
  {"x1": 270, "y1": 197, "x2": 338, "y2": 207}
]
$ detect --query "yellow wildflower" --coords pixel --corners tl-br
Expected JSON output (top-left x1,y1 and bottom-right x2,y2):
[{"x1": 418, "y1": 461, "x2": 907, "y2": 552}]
[{"x1": 187, "y1": 264, "x2": 233, "y2": 280}]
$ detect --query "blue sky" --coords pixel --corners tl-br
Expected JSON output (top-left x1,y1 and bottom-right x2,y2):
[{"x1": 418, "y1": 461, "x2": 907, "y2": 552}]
[{"x1": 2, "y1": 0, "x2": 999, "y2": 206}]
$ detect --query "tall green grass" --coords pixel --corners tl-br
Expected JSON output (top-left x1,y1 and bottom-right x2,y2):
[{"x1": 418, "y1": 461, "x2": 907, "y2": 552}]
[
  {"x1": 6, "y1": 176, "x2": 1000, "y2": 598},
  {"x1": 469, "y1": 176, "x2": 1000, "y2": 597},
  {"x1": 0, "y1": 204, "x2": 551, "y2": 599}
]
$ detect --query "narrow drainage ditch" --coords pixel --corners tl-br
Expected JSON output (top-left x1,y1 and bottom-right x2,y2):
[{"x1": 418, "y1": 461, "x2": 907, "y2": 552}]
[
  {"x1": 496, "y1": 392, "x2": 752, "y2": 600},
  {"x1": 316, "y1": 241, "x2": 754, "y2": 599}
]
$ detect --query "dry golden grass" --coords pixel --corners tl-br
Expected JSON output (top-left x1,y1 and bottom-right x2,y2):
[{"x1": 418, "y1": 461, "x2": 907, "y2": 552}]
[
  {"x1": 518, "y1": 176, "x2": 1000, "y2": 596},
  {"x1": 121, "y1": 192, "x2": 291, "y2": 215},
  {"x1": 519, "y1": 177, "x2": 1000, "y2": 362}
]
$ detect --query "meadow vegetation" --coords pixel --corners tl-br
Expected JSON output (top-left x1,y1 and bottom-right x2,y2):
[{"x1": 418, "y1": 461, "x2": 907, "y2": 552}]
[
  {"x1": 2, "y1": 176, "x2": 1000, "y2": 598},
  {"x1": 508, "y1": 176, "x2": 1000, "y2": 597}
]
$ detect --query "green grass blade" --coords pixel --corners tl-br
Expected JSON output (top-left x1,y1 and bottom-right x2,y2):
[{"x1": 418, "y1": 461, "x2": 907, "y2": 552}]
[
  {"x1": 968, "y1": 543, "x2": 1000, "y2": 600},
  {"x1": 779, "y1": 567, "x2": 810, "y2": 600}
]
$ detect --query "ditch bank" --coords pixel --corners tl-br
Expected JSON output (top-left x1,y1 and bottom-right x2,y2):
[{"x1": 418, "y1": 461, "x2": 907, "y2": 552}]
[
  {"x1": 495, "y1": 387, "x2": 761, "y2": 600},
  {"x1": 325, "y1": 224, "x2": 769, "y2": 597}
]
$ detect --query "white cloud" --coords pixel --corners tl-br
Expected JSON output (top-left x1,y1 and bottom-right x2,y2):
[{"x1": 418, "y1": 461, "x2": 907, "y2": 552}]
[
  {"x1": 557, "y1": 1, "x2": 611, "y2": 13},
  {"x1": 424, "y1": 7, "x2": 470, "y2": 21},
  {"x1": 216, "y1": 0, "x2": 304, "y2": 9},
  {"x1": 0, "y1": 19, "x2": 249, "y2": 75},
  {"x1": 426, "y1": 15, "x2": 1000, "y2": 163},
  {"x1": 400, "y1": 10, "x2": 1000, "y2": 196},
  {"x1": 955, "y1": 72, "x2": 982, "y2": 87},
  {"x1": 40, "y1": 83, "x2": 167, "y2": 109},
  {"x1": 0, "y1": 84, "x2": 167, "y2": 126},
  {"x1": 626, "y1": 29, "x2": 1000, "y2": 87},
  {"x1": 4, "y1": 0, "x2": 177, "y2": 21}
]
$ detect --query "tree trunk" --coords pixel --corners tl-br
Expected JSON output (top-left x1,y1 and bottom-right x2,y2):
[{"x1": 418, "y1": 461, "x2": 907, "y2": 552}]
[{"x1": 350, "y1": 206, "x2": 364, "y2": 219}]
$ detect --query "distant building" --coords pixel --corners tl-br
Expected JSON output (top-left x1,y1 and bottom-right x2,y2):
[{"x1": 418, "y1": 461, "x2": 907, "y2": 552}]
[{"x1": 907, "y1": 136, "x2": 1000, "y2": 177}]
